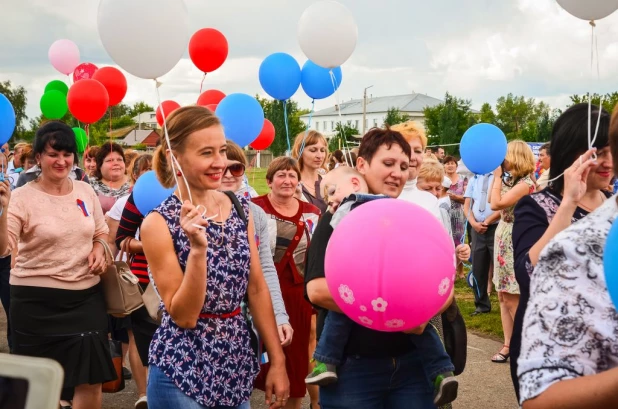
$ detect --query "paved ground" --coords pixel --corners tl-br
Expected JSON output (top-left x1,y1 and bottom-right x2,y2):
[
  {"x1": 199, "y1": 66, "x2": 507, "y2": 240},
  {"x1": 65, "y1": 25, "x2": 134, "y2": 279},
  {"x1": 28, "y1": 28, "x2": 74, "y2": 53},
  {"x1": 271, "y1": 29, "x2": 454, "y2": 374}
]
[{"x1": 0, "y1": 305, "x2": 518, "y2": 408}]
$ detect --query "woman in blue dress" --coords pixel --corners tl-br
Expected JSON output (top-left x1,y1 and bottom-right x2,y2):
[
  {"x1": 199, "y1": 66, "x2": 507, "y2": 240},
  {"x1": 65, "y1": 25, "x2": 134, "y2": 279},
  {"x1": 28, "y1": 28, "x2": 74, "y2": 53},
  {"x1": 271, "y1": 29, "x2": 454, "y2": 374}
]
[{"x1": 141, "y1": 106, "x2": 289, "y2": 409}]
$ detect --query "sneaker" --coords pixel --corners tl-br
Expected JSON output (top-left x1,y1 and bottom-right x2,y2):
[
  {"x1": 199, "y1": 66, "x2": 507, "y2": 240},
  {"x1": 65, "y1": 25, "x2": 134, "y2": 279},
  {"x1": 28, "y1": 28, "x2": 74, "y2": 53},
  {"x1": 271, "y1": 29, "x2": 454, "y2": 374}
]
[
  {"x1": 135, "y1": 395, "x2": 147, "y2": 409},
  {"x1": 305, "y1": 361, "x2": 338, "y2": 386},
  {"x1": 433, "y1": 372, "x2": 458, "y2": 406}
]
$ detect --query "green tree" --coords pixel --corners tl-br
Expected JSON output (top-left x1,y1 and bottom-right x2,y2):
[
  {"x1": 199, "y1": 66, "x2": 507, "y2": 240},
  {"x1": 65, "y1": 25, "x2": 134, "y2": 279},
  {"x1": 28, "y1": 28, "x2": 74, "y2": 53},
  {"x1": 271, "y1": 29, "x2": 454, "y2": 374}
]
[
  {"x1": 494, "y1": 94, "x2": 553, "y2": 142},
  {"x1": 479, "y1": 102, "x2": 496, "y2": 124},
  {"x1": 257, "y1": 97, "x2": 307, "y2": 157},
  {"x1": 129, "y1": 102, "x2": 154, "y2": 118},
  {"x1": 328, "y1": 123, "x2": 358, "y2": 152},
  {"x1": 569, "y1": 92, "x2": 618, "y2": 113},
  {"x1": 423, "y1": 92, "x2": 478, "y2": 152},
  {"x1": 0, "y1": 81, "x2": 28, "y2": 141},
  {"x1": 383, "y1": 107, "x2": 410, "y2": 126}
]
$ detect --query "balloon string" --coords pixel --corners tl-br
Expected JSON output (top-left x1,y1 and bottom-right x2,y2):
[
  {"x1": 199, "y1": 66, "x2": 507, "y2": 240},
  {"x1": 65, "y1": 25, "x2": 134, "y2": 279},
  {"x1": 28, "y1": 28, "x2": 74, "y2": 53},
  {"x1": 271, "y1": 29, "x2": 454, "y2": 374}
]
[
  {"x1": 283, "y1": 100, "x2": 291, "y2": 155},
  {"x1": 297, "y1": 99, "x2": 315, "y2": 159},
  {"x1": 154, "y1": 80, "x2": 192, "y2": 204},
  {"x1": 329, "y1": 70, "x2": 353, "y2": 166},
  {"x1": 199, "y1": 73, "x2": 207, "y2": 95}
]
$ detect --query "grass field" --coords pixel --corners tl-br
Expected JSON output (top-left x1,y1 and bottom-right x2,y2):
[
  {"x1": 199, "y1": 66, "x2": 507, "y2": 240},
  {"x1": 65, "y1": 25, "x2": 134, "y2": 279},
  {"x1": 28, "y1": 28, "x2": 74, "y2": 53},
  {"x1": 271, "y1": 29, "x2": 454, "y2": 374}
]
[{"x1": 247, "y1": 167, "x2": 504, "y2": 339}]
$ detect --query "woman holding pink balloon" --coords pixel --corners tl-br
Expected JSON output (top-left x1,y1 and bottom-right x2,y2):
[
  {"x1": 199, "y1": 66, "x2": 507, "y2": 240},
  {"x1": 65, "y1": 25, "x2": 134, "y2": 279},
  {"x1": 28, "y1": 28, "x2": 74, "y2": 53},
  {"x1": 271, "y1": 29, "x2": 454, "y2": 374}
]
[{"x1": 305, "y1": 128, "x2": 457, "y2": 409}]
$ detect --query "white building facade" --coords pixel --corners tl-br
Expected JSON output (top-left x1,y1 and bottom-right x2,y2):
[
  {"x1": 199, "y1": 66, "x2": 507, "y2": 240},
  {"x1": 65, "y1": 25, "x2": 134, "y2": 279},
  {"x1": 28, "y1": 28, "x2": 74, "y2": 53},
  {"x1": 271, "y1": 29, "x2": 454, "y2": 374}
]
[
  {"x1": 300, "y1": 93, "x2": 444, "y2": 138},
  {"x1": 131, "y1": 111, "x2": 158, "y2": 129}
]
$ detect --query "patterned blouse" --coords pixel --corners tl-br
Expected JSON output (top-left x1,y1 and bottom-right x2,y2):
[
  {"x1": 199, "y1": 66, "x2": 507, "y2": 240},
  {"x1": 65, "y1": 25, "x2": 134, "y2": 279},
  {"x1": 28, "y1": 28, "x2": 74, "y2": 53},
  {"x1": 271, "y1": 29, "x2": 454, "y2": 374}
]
[
  {"x1": 518, "y1": 195, "x2": 618, "y2": 404},
  {"x1": 89, "y1": 178, "x2": 130, "y2": 214},
  {"x1": 148, "y1": 194, "x2": 259, "y2": 407}
]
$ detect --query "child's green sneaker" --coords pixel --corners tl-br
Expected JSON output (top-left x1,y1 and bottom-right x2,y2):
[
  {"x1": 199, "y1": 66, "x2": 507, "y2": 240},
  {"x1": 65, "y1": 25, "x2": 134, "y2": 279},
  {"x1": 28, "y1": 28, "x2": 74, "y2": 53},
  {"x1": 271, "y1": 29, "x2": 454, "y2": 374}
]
[
  {"x1": 305, "y1": 361, "x2": 338, "y2": 386},
  {"x1": 433, "y1": 372, "x2": 458, "y2": 406}
]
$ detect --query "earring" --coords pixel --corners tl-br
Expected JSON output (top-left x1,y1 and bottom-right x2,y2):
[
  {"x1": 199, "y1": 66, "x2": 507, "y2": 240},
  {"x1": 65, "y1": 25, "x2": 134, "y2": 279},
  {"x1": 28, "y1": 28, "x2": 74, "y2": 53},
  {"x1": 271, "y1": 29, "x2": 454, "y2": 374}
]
[{"x1": 176, "y1": 170, "x2": 182, "y2": 176}]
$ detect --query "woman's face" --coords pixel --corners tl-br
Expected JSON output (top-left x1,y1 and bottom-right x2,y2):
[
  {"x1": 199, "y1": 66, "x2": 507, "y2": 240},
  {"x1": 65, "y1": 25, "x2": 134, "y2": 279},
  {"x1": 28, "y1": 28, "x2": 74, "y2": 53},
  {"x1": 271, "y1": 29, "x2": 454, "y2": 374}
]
[
  {"x1": 357, "y1": 143, "x2": 410, "y2": 198},
  {"x1": 84, "y1": 155, "x2": 97, "y2": 176},
  {"x1": 100, "y1": 151, "x2": 126, "y2": 182},
  {"x1": 586, "y1": 146, "x2": 614, "y2": 190},
  {"x1": 177, "y1": 126, "x2": 227, "y2": 191},
  {"x1": 220, "y1": 159, "x2": 245, "y2": 193},
  {"x1": 444, "y1": 160, "x2": 457, "y2": 174},
  {"x1": 37, "y1": 145, "x2": 74, "y2": 180},
  {"x1": 417, "y1": 179, "x2": 442, "y2": 199},
  {"x1": 268, "y1": 169, "x2": 299, "y2": 200},
  {"x1": 408, "y1": 137, "x2": 424, "y2": 181},
  {"x1": 302, "y1": 141, "x2": 327, "y2": 172}
]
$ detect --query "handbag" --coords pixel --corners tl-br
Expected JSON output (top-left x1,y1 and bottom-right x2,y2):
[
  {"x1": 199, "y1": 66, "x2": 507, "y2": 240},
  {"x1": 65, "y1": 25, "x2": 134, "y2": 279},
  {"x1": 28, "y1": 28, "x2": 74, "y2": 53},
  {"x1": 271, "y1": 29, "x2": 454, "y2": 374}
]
[
  {"x1": 96, "y1": 238, "x2": 144, "y2": 317},
  {"x1": 142, "y1": 282, "x2": 162, "y2": 324},
  {"x1": 102, "y1": 339, "x2": 125, "y2": 393},
  {"x1": 441, "y1": 299, "x2": 467, "y2": 376}
]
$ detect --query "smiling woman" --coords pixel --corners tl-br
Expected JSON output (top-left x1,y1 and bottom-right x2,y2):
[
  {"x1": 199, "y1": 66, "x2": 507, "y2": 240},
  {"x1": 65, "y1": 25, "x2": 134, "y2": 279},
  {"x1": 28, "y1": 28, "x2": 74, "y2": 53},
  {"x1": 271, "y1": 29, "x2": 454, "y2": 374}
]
[{"x1": 90, "y1": 143, "x2": 130, "y2": 214}]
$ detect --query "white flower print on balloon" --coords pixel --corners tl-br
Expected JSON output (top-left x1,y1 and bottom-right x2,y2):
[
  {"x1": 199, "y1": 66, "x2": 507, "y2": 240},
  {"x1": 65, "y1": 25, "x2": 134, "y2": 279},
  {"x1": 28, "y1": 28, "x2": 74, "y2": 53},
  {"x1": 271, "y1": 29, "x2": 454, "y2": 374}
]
[
  {"x1": 438, "y1": 277, "x2": 451, "y2": 296},
  {"x1": 360, "y1": 305, "x2": 367, "y2": 312},
  {"x1": 358, "y1": 316, "x2": 373, "y2": 326},
  {"x1": 371, "y1": 297, "x2": 388, "y2": 312},
  {"x1": 338, "y1": 284, "x2": 355, "y2": 305},
  {"x1": 385, "y1": 319, "x2": 405, "y2": 329}
]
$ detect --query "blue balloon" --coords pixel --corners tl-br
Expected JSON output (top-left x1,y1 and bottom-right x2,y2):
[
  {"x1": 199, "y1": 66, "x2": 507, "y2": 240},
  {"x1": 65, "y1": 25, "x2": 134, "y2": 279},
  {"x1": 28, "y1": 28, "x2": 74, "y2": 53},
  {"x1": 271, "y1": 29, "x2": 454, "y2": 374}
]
[
  {"x1": 301, "y1": 61, "x2": 342, "y2": 100},
  {"x1": 460, "y1": 123, "x2": 507, "y2": 175},
  {"x1": 259, "y1": 53, "x2": 301, "y2": 101},
  {"x1": 605, "y1": 221, "x2": 618, "y2": 309},
  {"x1": 0, "y1": 93, "x2": 16, "y2": 145},
  {"x1": 133, "y1": 171, "x2": 175, "y2": 216},
  {"x1": 216, "y1": 93, "x2": 265, "y2": 147}
]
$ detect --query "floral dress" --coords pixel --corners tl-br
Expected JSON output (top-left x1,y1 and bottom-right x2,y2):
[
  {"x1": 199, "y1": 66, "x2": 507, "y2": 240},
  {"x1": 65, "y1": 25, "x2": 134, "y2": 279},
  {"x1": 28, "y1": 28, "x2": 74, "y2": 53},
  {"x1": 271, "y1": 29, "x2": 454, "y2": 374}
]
[
  {"x1": 447, "y1": 176, "x2": 467, "y2": 246},
  {"x1": 493, "y1": 175, "x2": 535, "y2": 294},
  {"x1": 148, "y1": 194, "x2": 259, "y2": 407}
]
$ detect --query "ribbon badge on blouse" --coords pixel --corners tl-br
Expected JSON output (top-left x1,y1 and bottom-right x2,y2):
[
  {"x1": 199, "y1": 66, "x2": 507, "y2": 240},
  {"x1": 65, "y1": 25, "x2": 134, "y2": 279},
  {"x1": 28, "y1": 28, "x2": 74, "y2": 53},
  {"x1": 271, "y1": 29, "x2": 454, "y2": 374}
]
[{"x1": 76, "y1": 199, "x2": 90, "y2": 217}]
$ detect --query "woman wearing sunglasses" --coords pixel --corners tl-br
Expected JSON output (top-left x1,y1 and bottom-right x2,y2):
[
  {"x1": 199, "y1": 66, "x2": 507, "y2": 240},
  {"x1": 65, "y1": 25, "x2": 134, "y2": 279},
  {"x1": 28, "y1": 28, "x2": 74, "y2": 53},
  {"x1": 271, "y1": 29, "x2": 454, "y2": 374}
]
[{"x1": 220, "y1": 141, "x2": 293, "y2": 348}]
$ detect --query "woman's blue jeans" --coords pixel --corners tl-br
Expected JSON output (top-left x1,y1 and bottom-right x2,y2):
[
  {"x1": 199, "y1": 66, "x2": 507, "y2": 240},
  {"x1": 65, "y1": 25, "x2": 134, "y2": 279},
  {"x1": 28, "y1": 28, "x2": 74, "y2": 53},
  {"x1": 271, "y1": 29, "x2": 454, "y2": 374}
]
[{"x1": 147, "y1": 365, "x2": 250, "y2": 409}]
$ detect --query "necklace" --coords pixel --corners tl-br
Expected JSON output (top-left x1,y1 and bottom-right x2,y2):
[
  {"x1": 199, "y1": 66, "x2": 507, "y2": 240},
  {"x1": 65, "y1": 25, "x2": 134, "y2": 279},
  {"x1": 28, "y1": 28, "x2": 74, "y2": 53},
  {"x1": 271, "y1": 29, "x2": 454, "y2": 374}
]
[{"x1": 578, "y1": 191, "x2": 604, "y2": 212}]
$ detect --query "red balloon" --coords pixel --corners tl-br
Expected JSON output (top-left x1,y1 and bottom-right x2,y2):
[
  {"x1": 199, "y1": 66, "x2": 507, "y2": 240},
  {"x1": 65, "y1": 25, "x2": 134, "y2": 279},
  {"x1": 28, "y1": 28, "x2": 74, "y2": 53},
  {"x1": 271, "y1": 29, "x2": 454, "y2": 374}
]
[
  {"x1": 189, "y1": 28, "x2": 229, "y2": 73},
  {"x1": 67, "y1": 79, "x2": 109, "y2": 124},
  {"x1": 73, "y1": 63, "x2": 99, "y2": 82},
  {"x1": 250, "y1": 119, "x2": 276, "y2": 151},
  {"x1": 205, "y1": 104, "x2": 218, "y2": 112},
  {"x1": 92, "y1": 67, "x2": 127, "y2": 106},
  {"x1": 156, "y1": 101, "x2": 181, "y2": 127},
  {"x1": 197, "y1": 89, "x2": 226, "y2": 107}
]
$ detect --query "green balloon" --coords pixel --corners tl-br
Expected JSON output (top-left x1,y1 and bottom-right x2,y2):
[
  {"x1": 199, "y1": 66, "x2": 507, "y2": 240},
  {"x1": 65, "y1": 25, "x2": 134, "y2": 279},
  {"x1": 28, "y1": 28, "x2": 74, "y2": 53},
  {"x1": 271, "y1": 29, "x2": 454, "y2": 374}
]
[
  {"x1": 44, "y1": 80, "x2": 69, "y2": 95},
  {"x1": 40, "y1": 90, "x2": 68, "y2": 120},
  {"x1": 73, "y1": 127, "x2": 88, "y2": 154}
]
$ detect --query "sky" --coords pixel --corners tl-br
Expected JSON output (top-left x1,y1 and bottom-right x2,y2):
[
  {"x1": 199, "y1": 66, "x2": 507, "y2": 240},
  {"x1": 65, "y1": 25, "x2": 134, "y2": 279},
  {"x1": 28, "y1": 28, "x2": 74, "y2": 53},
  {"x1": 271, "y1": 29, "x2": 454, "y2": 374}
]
[{"x1": 3, "y1": 0, "x2": 618, "y2": 120}]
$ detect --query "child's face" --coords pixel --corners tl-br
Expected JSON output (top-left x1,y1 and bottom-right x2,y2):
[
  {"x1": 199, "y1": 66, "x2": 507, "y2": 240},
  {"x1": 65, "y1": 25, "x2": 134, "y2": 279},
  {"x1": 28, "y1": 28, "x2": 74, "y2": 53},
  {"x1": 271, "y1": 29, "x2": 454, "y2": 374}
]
[
  {"x1": 323, "y1": 174, "x2": 368, "y2": 211},
  {"x1": 417, "y1": 179, "x2": 442, "y2": 199}
]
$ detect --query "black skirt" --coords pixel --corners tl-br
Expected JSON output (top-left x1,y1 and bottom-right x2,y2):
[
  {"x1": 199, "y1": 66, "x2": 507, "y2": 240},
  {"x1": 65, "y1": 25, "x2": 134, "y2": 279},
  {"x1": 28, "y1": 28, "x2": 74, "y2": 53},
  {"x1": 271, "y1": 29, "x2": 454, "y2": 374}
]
[{"x1": 10, "y1": 283, "x2": 117, "y2": 396}]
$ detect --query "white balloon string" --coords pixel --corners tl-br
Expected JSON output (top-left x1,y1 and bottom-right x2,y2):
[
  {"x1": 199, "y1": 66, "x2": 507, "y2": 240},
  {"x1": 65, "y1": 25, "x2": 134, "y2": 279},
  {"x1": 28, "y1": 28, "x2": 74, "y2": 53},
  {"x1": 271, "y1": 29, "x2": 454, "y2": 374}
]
[
  {"x1": 329, "y1": 70, "x2": 354, "y2": 166},
  {"x1": 297, "y1": 99, "x2": 315, "y2": 159},
  {"x1": 199, "y1": 73, "x2": 207, "y2": 95},
  {"x1": 283, "y1": 100, "x2": 291, "y2": 156},
  {"x1": 154, "y1": 79, "x2": 193, "y2": 204}
]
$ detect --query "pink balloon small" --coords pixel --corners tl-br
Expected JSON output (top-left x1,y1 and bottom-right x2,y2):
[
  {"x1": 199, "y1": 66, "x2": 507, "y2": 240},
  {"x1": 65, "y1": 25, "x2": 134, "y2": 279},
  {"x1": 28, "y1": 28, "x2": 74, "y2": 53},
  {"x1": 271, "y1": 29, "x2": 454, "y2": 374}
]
[
  {"x1": 325, "y1": 199, "x2": 456, "y2": 332},
  {"x1": 49, "y1": 39, "x2": 80, "y2": 76}
]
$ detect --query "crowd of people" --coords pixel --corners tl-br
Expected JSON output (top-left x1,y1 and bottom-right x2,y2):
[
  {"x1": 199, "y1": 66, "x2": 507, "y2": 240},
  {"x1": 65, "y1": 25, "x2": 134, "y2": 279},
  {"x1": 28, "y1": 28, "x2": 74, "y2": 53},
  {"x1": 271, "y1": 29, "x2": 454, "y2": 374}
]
[{"x1": 0, "y1": 101, "x2": 617, "y2": 409}]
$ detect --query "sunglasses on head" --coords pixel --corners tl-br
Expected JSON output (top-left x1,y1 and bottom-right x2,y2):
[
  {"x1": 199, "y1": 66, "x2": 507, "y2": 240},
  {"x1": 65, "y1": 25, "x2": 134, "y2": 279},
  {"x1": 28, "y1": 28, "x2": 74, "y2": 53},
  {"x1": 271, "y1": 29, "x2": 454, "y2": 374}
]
[{"x1": 224, "y1": 163, "x2": 246, "y2": 177}]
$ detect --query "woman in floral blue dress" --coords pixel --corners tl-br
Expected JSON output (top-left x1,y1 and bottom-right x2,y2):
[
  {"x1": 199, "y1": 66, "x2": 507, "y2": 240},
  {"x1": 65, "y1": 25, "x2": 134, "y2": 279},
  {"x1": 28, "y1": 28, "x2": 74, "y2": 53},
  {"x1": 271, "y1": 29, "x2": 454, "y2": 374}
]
[{"x1": 141, "y1": 106, "x2": 289, "y2": 409}]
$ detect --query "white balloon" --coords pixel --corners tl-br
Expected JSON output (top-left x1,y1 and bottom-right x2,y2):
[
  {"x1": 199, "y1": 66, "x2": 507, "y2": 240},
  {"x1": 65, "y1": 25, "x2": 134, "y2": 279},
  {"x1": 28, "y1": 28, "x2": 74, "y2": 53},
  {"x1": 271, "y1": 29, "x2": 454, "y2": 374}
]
[
  {"x1": 97, "y1": 0, "x2": 189, "y2": 79},
  {"x1": 557, "y1": 0, "x2": 618, "y2": 21},
  {"x1": 298, "y1": 0, "x2": 358, "y2": 69}
]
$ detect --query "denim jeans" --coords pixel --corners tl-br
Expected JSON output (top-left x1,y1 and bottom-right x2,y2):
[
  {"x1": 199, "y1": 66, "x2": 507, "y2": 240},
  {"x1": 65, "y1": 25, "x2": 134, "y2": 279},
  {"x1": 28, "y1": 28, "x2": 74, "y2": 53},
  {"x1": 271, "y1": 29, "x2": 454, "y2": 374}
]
[
  {"x1": 410, "y1": 324, "x2": 455, "y2": 380},
  {"x1": 147, "y1": 366, "x2": 250, "y2": 409},
  {"x1": 0, "y1": 256, "x2": 11, "y2": 351},
  {"x1": 319, "y1": 350, "x2": 435, "y2": 409},
  {"x1": 313, "y1": 311, "x2": 353, "y2": 366}
]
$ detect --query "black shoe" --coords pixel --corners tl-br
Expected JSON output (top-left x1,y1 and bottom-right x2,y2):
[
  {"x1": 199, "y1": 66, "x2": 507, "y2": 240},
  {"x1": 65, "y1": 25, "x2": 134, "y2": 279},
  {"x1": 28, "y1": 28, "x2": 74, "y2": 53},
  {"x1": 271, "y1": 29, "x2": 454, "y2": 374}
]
[
  {"x1": 123, "y1": 367, "x2": 132, "y2": 380},
  {"x1": 470, "y1": 309, "x2": 490, "y2": 316}
]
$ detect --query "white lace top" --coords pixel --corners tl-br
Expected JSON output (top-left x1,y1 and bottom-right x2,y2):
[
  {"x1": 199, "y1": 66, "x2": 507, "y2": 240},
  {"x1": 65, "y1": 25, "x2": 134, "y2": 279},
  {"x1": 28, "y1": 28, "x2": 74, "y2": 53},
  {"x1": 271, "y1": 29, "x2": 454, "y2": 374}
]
[{"x1": 518, "y1": 195, "x2": 618, "y2": 404}]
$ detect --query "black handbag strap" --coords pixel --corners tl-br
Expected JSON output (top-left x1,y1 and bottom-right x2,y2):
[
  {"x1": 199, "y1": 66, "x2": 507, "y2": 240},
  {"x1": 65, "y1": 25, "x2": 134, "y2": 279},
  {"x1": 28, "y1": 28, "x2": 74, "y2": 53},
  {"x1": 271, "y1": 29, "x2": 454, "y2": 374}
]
[{"x1": 223, "y1": 191, "x2": 247, "y2": 225}]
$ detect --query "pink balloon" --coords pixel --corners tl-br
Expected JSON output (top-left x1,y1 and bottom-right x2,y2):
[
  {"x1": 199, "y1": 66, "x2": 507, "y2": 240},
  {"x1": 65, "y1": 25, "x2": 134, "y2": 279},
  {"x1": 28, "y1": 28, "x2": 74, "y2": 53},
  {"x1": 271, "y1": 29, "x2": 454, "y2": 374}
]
[
  {"x1": 325, "y1": 199, "x2": 456, "y2": 332},
  {"x1": 73, "y1": 63, "x2": 99, "y2": 82},
  {"x1": 48, "y1": 39, "x2": 80, "y2": 75}
]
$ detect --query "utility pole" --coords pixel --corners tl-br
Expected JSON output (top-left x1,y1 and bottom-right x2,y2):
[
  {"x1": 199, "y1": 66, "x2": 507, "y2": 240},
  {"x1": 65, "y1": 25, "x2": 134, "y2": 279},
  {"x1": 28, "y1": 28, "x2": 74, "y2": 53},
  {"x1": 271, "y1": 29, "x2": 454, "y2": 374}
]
[{"x1": 362, "y1": 85, "x2": 373, "y2": 135}]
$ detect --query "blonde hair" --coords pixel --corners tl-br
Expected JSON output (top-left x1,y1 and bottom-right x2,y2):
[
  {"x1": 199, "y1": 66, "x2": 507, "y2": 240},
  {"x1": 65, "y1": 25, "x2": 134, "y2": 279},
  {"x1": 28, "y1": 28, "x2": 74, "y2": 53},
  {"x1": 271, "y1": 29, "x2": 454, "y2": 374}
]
[
  {"x1": 505, "y1": 140, "x2": 536, "y2": 179},
  {"x1": 153, "y1": 106, "x2": 221, "y2": 188},
  {"x1": 124, "y1": 149, "x2": 139, "y2": 173},
  {"x1": 417, "y1": 160, "x2": 444, "y2": 184},
  {"x1": 390, "y1": 121, "x2": 428, "y2": 149},
  {"x1": 291, "y1": 130, "x2": 328, "y2": 171},
  {"x1": 225, "y1": 140, "x2": 248, "y2": 167}
]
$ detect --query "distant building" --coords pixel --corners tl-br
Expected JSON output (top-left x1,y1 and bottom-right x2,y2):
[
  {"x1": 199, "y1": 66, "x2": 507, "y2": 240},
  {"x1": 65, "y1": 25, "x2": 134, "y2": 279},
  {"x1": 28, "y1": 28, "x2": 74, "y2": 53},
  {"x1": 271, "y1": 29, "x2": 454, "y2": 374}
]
[
  {"x1": 300, "y1": 93, "x2": 444, "y2": 137},
  {"x1": 116, "y1": 129, "x2": 160, "y2": 149},
  {"x1": 132, "y1": 111, "x2": 158, "y2": 129}
]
